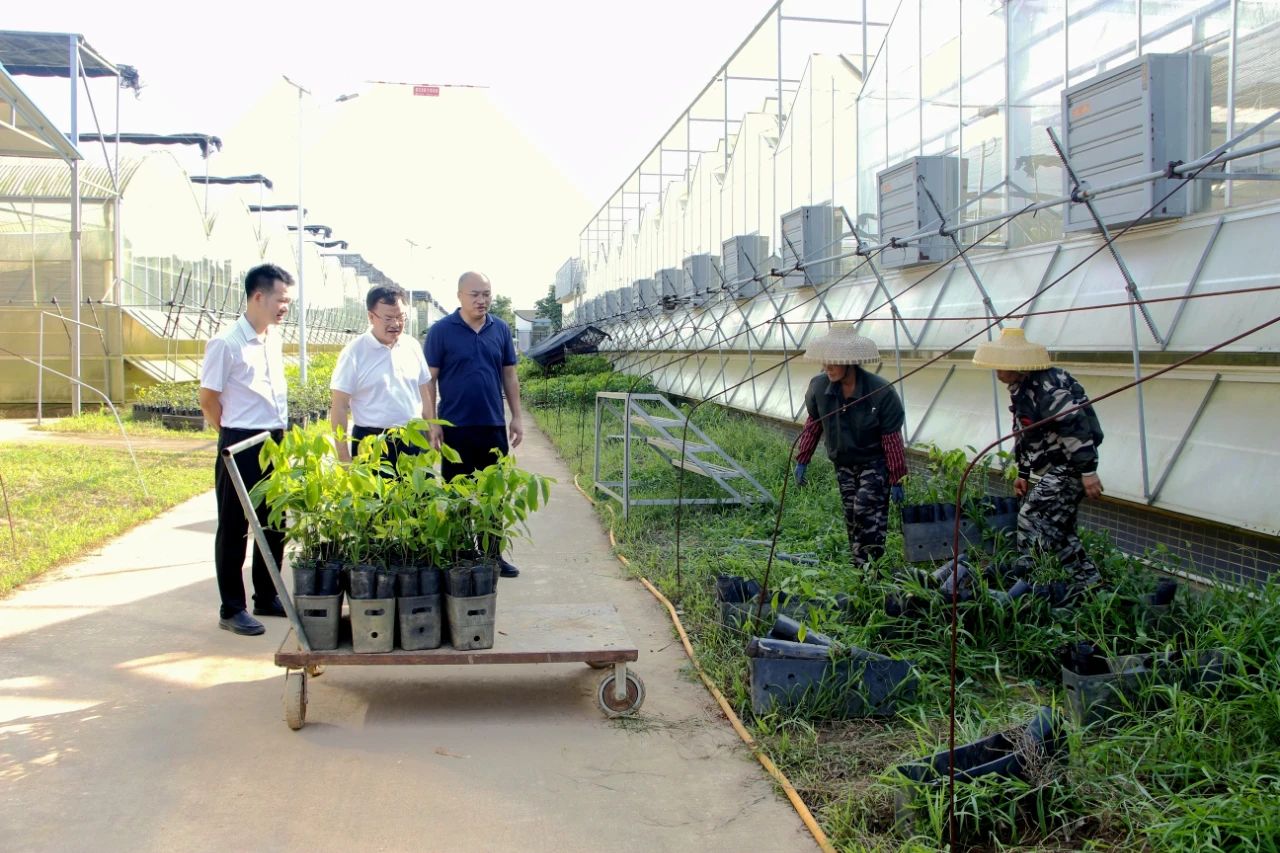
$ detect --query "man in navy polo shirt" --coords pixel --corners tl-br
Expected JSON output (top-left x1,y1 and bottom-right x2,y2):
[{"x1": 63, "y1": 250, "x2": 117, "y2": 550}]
[{"x1": 425, "y1": 271, "x2": 525, "y2": 577}]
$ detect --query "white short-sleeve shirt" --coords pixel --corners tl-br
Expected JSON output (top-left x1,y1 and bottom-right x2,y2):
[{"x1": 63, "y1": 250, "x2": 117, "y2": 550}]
[
  {"x1": 330, "y1": 330, "x2": 432, "y2": 429},
  {"x1": 201, "y1": 315, "x2": 288, "y2": 429}
]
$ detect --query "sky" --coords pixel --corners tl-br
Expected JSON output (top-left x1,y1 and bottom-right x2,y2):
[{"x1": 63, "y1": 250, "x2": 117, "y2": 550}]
[{"x1": 7, "y1": 0, "x2": 781, "y2": 306}]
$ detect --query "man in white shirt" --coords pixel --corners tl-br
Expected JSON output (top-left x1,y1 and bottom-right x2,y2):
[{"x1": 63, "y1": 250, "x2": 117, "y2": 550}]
[
  {"x1": 199, "y1": 264, "x2": 294, "y2": 636},
  {"x1": 330, "y1": 284, "x2": 435, "y2": 466}
]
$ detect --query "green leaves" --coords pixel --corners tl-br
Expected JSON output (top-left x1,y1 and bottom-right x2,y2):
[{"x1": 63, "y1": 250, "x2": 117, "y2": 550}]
[{"x1": 254, "y1": 420, "x2": 553, "y2": 567}]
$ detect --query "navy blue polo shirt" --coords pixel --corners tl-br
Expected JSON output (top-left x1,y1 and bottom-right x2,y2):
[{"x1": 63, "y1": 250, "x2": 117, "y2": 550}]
[{"x1": 424, "y1": 309, "x2": 517, "y2": 427}]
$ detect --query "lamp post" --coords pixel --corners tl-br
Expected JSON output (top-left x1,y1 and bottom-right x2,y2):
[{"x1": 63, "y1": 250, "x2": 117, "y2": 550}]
[{"x1": 283, "y1": 75, "x2": 310, "y2": 382}]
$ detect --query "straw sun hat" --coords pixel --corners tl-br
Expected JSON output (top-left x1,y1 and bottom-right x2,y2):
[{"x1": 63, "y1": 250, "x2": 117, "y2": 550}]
[
  {"x1": 972, "y1": 328, "x2": 1052, "y2": 371},
  {"x1": 803, "y1": 323, "x2": 881, "y2": 365}
]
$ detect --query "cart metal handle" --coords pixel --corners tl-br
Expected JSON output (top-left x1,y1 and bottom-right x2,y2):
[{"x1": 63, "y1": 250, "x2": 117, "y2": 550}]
[{"x1": 220, "y1": 430, "x2": 312, "y2": 652}]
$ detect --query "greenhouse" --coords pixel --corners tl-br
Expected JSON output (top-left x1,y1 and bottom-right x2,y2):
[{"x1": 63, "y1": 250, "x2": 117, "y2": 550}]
[
  {"x1": 555, "y1": 0, "x2": 1280, "y2": 580},
  {"x1": 4, "y1": 6, "x2": 1280, "y2": 853},
  {"x1": 0, "y1": 32, "x2": 449, "y2": 409}
]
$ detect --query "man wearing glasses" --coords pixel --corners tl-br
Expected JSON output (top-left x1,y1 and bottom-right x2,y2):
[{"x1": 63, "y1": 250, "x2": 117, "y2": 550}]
[
  {"x1": 330, "y1": 284, "x2": 435, "y2": 466},
  {"x1": 425, "y1": 271, "x2": 524, "y2": 578}
]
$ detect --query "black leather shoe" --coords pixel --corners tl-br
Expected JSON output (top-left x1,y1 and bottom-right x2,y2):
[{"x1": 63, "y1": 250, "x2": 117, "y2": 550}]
[
  {"x1": 252, "y1": 596, "x2": 287, "y2": 618},
  {"x1": 498, "y1": 559, "x2": 520, "y2": 579},
  {"x1": 219, "y1": 610, "x2": 266, "y2": 636}
]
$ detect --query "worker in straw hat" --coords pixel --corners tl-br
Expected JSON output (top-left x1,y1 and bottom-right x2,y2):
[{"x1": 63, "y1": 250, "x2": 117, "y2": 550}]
[
  {"x1": 794, "y1": 324, "x2": 907, "y2": 566},
  {"x1": 973, "y1": 327, "x2": 1105, "y2": 594}
]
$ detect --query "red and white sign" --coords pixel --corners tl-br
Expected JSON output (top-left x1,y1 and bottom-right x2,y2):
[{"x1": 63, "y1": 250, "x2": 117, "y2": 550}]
[{"x1": 413, "y1": 85, "x2": 441, "y2": 97}]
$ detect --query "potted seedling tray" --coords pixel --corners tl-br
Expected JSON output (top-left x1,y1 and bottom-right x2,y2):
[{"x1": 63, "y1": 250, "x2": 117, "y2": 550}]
[
  {"x1": 1062, "y1": 643, "x2": 1228, "y2": 726},
  {"x1": 746, "y1": 636, "x2": 918, "y2": 718},
  {"x1": 900, "y1": 497, "x2": 1019, "y2": 563},
  {"x1": 892, "y1": 707, "x2": 1063, "y2": 833}
]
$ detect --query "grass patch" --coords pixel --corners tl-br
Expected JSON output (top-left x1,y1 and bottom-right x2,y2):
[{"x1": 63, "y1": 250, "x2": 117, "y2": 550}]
[
  {"x1": 528, "y1": 369, "x2": 1280, "y2": 852},
  {"x1": 0, "y1": 442, "x2": 213, "y2": 594},
  {"x1": 34, "y1": 409, "x2": 218, "y2": 440}
]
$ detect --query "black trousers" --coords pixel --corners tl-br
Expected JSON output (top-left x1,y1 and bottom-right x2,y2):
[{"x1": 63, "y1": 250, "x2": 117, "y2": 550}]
[
  {"x1": 214, "y1": 427, "x2": 285, "y2": 618},
  {"x1": 440, "y1": 424, "x2": 509, "y2": 481},
  {"x1": 441, "y1": 425, "x2": 510, "y2": 557},
  {"x1": 351, "y1": 424, "x2": 424, "y2": 472}
]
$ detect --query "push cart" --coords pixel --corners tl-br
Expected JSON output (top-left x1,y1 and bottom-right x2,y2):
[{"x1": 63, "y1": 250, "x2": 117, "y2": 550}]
[{"x1": 221, "y1": 431, "x2": 645, "y2": 730}]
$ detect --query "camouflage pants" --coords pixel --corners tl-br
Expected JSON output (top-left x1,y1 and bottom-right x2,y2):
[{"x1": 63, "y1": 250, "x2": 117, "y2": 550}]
[
  {"x1": 835, "y1": 460, "x2": 889, "y2": 566},
  {"x1": 1014, "y1": 465, "x2": 1097, "y2": 583}
]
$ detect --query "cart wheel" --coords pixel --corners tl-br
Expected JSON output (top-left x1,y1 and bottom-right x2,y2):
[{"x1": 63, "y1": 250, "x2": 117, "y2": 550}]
[
  {"x1": 586, "y1": 661, "x2": 611, "y2": 670},
  {"x1": 306, "y1": 665, "x2": 325, "y2": 678},
  {"x1": 597, "y1": 670, "x2": 645, "y2": 717},
  {"x1": 284, "y1": 669, "x2": 307, "y2": 731}
]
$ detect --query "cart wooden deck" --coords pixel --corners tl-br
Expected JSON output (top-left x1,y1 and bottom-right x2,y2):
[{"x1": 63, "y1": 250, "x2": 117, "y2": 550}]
[{"x1": 275, "y1": 602, "x2": 639, "y2": 666}]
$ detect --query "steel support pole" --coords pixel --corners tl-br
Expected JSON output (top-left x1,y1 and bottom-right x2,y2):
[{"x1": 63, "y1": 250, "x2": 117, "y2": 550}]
[
  {"x1": 37, "y1": 316, "x2": 44, "y2": 425},
  {"x1": 1148, "y1": 373, "x2": 1222, "y2": 503},
  {"x1": 283, "y1": 78, "x2": 310, "y2": 383},
  {"x1": 918, "y1": 180, "x2": 1005, "y2": 446},
  {"x1": 1047, "y1": 127, "x2": 1155, "y2": 496},
  {"x1": 69, "y1": 35, "x2": 82, "y2": 415},
  {"x1": 1226, "y1": 0, "x2": 1238, "y2": 206}
]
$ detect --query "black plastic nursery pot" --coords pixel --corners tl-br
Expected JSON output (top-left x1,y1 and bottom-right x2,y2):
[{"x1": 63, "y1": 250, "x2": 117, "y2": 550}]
[
  {"x1": 900, "y1": 496, "x2": 1020, "y2": 563},
  {"x1": 316, "y1": 561, "x2": 341, "y2": 596},
  {"x1": 292, "y1": 559, "x2": 319, "y2": 596},
  {"x1": 768, "y1": 614, "x2": 834, "y2": 647},
  {"x1": 892, "y1": 707, "x2": 1063, "y2": 835},
  {"x1": 715, "y1": 575, "x2": 764, "y2": 628},
  {"x1": 394, "y1": 566, "x2": 419, "y2": 598},
  {"x1": 348, "y1": 564, "x2": 378, "y2": 600},
  {"x1": 447, "y1": 564, "x2": 475, "y2": 597},
  {"x1": 374, "y1": 568, "x2": 398, "y2": 599},
  {"x1": 1061, "y1": 644, "x2": 1228, "y2": 726},
  {"x1": 471, "y1": 562, "x2": 496, "y2": 596},
  {"x1": 418, "y1": 566, "x2": 443, "y2": 595},
  {"x1": 746, "y1": 638, "x2": 918, "y2": 718}
]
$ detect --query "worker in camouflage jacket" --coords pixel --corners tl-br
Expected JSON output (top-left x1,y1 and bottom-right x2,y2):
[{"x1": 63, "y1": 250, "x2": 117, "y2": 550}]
[
  {"x1": 974, "y1": 328, "x2": 1104, "y2": 592},
  {"x1": 794, "y1": 325, "x2": 907, "y2": 566}
]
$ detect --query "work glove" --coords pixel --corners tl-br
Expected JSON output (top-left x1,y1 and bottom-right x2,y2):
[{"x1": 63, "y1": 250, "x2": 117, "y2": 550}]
[
  {"x1": 794, "y1": 462, "x2": 808, "y2": 487},
  {"x1": 890, "y1": 484, "x2": 904, "y2": 504}
]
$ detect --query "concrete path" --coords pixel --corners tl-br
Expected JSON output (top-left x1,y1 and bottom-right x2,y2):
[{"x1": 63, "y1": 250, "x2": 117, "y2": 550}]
[{"x1": 0, "y1": 423, "x2": 814, "y2": 853}]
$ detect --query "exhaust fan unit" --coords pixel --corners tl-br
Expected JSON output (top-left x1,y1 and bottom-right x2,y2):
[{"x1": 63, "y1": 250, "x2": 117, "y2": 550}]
[
  {"x1": 877, "y1": 155, "x2": 963, "y2": 269},
  {"x1": 1061, "y1": 52, "x2": 1209, "y2": 233},
  {"x1": 682, "y1": 254, "x2": 722, "y2": 307},
  {"x1": 721, "y1": 234, "x2": 769, "y2": 300},
  {"x1": 656, "y1": 267, "x2": 687, "y2": 304},
  {"x1": 780, "y1": 204, "x2": 843, "y2": 288},
  {"x1": 635, "y1": 278, "x2": 659, "y2": 309}
]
